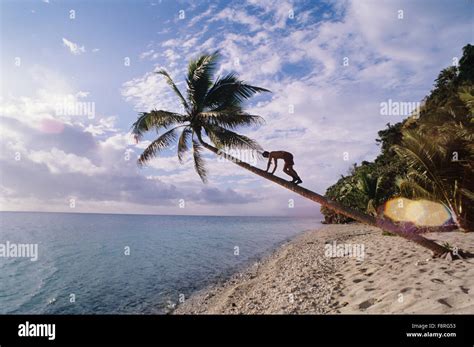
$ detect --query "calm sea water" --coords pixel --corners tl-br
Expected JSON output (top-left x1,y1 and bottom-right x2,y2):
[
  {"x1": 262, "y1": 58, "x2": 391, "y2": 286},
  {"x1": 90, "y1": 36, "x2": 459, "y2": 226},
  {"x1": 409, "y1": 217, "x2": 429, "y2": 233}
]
[{"x1": 0, "y1": 212, "x2": 320, "y2": 314}]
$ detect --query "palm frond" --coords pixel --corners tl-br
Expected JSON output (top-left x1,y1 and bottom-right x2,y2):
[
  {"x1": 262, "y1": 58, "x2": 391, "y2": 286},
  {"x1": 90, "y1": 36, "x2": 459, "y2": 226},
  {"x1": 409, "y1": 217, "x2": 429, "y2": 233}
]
[
  {"x1": 131, "y1": 110, "x2": 186, "y2": 140},
  {"x1": 205, "y1": 125, "x2": 262, "y2": 151},
  {"x1": 198, "y1": 109, "x2": 264, "y2": 130},
  {"x1": 460, "y1": 188, "x2": 474, "y2": 201},
  {"x1": 137, "y1": 126, "x2": 180, "y2": 166},
  {"x1": 394, "y1": 130, "x2": 443, "y2": 168},
  {"x1": 405, "y1": 169, "x2": 431, "y2": 185},
  {"x1": 405, "y1": 170, "x2": 438, "y2": 195},
  {"x1": 177, "y1": 127, "x2": 193, "y2": 163},
  {"x1": 155, "y1": 69, "x2": 189, "y2": 111},
  {"x1": 393, "y1": 127, "x2": 473, "y2": 213},
  {"x1": 192, "y1": 139, "x2": 208, "y2": 183},
  {"x1": 396, "y1": 177, "x2": 436, "y2": 200},
  {"x1": 187, "y1": 51, "x2": 220, "y2": 111},
  {"x1": 393, "y1": 143, "x2": 440, "y2": 188},
  {"x1": 204, "y1": 72, "x2": 271, "y2": 110},
  {"x1": 355, "y1": 172, "x2": 371, "y2": 196},
  {"x1": 458, "y1": 86, "x2": 474, "y2": 116}
]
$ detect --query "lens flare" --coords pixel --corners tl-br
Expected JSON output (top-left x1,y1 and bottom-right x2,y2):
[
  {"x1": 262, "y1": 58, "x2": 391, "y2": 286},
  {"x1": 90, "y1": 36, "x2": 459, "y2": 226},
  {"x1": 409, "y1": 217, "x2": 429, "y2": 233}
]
[
  {"x1": 383, "y1": 198, "x2": 451, "y2": 227},
  {"x1": 40, "y1": 118, "x2": 65, "y2": 134}
]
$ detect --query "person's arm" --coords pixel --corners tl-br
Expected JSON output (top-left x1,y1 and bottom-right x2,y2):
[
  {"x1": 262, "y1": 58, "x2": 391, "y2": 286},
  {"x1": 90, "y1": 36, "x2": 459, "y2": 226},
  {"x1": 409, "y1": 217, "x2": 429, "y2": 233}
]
[
  {"x1": 271, "y1": 157, "x2": 278, "y2": 174},
  {"x1": 265, "y1": 155, "x2": 273, "y2": 172}
]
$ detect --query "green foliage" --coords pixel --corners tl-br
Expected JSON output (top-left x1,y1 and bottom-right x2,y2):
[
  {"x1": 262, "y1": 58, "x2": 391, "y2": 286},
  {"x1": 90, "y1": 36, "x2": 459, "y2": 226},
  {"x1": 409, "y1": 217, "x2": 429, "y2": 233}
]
[
  {"x1": 458, "y1": 44, "x2": 474, "y2": 83},
  {"x1": 321, "y1": 171, "x2": 368, "y2": 224},
  {"x1": 355, "y1": 171, "x2": 384, "y2": 215},
  {"x1": 321, "y1": 44, "x2": 474, "y2": 229},
  {"x1": 321, "y1": 157, "x2": 405, "y2": 223}
]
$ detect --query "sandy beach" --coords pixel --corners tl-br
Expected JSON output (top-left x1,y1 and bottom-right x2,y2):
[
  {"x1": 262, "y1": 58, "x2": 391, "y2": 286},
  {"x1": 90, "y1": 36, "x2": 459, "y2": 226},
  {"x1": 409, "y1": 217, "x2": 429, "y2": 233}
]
[{"x1": 175, "y1": 224, "x2": 474, "y2": 314}]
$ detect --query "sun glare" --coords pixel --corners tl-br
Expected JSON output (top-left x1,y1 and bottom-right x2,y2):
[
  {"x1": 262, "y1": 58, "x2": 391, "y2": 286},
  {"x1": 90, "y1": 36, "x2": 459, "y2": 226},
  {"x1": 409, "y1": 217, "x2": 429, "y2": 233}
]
[{"x1": 383, "y1": 198, "x2": 452, "y2": 227}]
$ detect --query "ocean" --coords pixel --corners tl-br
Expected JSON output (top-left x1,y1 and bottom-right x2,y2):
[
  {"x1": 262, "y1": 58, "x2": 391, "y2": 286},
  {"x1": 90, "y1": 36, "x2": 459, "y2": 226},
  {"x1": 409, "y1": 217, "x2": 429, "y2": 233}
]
[{"x1": 0, "y1": 212, "x2": 320, "y2": 314}]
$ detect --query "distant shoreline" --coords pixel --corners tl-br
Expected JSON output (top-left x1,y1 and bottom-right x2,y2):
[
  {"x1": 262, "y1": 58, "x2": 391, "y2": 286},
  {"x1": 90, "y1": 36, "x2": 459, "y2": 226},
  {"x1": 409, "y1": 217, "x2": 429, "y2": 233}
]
[{"x1": 175, "y1": 224, "x2": 474, "y2": 314}]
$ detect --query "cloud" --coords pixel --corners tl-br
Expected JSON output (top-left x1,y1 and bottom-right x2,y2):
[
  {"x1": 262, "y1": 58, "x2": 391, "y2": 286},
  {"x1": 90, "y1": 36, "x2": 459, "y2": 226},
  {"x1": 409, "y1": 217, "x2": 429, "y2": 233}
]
[
  {"x1": 211, "y1": 7, "x2": 262, "y2": 32},
  {"x1": 121, "y1": 70, "x2": 183, "y2": 112},
  {"x1": 188, "y1": 6, "x2": 216, "y2": 27},
  {"x1": 140, "y1": 49, "x2": 159, "y2": 60},
  {"x1": 62, "y1": 38, "x2": 86, "y2": 55},
  {"x1": 246, "y1": 0, "x2": 294, "y2": 31},
  {"x1": 163, "y1": 49, "x2": 181, "y2": 63},
  {"x1": 0, "y1": 64, "x2": 266, "y2": 214},
  {"x1": 28, "y1": 147, "x2": 105, "y2": 175},
  {"x1": 84, "y1": 116, "x2": 119, "y2": 136},
  {"x1": 195, "y1": 187, "x2": 259, "y2": 204}
]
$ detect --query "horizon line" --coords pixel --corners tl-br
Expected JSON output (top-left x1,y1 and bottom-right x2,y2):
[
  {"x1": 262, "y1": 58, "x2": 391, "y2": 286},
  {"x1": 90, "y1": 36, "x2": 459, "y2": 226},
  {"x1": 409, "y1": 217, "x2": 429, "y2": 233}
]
[{"x1": 0, "y1": 209, "x2": 321, "y2": 219}]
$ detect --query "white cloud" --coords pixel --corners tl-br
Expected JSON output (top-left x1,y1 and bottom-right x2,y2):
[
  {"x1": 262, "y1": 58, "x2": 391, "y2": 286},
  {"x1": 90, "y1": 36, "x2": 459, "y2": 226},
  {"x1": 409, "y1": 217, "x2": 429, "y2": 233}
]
[
  {"x1": 162, "y1": 38, "x2": 179, "y2": 48},
  {"x1": 188, "y1": 6, "x2": 216, "y2": 27},
  {"x1": 211, "y1": 8, "x2": 262, "y2": 32},
  {"x1": 246, "y1": 0, "x2": 294, "y2": 31},
  {"x1": 121, "y1": 70, "x2": 183, "y2": 112},
  {"x1": 0, "y1": 82, "x2": 97, "y2": 131},
  {"x1": 28, "y1": 148, "x2": 105, "y2": 176},
  {"x1": 62, "y1": 38, "x2": 86, "y2": 55},
  {"x1": 84, "y1": 116, "x2": 119, "y2": 136},
  {"x1": 140, "y1": 49, "x2": 156, "y2": 60},
  {"x1": 100, "y1": 132, "x2": 135, "y2": 150},
  {"x1": 259, "y1": 53, "x2": 281, "y2": 75},
  {"x1": 163, "y1": 49, "x2": 180, "y2": 63}
]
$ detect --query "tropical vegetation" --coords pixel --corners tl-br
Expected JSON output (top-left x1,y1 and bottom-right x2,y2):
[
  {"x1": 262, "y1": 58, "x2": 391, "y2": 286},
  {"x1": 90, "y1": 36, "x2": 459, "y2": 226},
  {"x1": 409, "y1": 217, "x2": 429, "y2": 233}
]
[{"x1": 321, "y1": 44, "x2": 474, "y2": 232}]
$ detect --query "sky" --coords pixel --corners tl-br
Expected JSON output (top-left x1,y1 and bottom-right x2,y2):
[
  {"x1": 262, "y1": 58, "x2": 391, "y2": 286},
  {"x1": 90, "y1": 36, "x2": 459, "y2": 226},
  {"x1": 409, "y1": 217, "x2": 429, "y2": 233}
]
[{"x1": 0, "y1": 0, "x2": 472, "y2": 217}]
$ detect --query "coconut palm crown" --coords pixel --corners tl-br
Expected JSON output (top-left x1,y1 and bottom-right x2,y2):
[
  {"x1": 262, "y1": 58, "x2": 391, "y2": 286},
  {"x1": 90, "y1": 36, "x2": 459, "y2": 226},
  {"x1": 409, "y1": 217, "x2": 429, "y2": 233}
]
[{"x1": 131, "y1": 51, "x2": 270, "y2": 182}]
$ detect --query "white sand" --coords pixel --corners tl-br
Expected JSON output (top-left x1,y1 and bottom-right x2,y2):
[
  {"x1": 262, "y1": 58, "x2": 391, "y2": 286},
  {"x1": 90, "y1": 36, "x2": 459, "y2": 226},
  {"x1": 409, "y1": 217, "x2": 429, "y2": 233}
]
[{"x1": 174, "y1": 224, "x2": 474, "y2": 314}]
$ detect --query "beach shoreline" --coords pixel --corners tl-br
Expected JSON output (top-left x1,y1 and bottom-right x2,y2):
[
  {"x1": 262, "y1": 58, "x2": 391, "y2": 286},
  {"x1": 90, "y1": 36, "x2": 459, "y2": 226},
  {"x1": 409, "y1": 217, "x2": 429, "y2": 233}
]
[{"x1": 174, "y1": 224, "x2": 474, "y2": 314}]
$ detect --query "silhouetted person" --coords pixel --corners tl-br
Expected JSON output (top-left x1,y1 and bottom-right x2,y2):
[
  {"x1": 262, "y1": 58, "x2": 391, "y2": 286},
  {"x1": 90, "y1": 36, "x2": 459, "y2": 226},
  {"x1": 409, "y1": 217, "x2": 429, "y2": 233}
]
[{"x1": 263, "y1": 151, "x2": 302, "y2": 184}]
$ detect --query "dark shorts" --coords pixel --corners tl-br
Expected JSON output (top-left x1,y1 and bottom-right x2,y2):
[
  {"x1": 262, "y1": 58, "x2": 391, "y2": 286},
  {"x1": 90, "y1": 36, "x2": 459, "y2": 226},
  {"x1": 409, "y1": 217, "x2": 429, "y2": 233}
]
[{"x1": 286, "y1": 154, "x2": 294, "y2": 166}]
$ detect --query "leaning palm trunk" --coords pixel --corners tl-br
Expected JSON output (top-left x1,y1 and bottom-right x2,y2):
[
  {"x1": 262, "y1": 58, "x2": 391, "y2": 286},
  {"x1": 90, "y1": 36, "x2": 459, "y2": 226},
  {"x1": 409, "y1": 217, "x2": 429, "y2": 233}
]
[{"x1": 200, "y1": 140, "x2": 453, "y2": 257}]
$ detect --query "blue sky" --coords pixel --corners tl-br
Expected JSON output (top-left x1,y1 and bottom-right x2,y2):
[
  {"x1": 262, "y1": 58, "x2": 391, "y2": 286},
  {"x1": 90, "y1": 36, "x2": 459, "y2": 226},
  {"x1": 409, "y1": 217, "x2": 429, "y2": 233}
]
[{"x1": 0, "y1": 0, "x2": 472, "y2": 216}]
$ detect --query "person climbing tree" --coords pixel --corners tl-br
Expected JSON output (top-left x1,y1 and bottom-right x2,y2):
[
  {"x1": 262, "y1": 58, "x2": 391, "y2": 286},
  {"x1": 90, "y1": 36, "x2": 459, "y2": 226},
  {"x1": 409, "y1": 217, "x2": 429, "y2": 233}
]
[{"x1": 263, "y1": 151, "x2": 303, "y2": 184}]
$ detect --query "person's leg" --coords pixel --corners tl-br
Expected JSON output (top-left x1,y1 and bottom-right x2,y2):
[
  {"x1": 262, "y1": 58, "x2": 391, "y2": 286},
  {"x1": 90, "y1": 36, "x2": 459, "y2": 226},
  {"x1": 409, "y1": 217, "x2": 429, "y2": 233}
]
[
  {"x1": 288, "y1": 166, "x2": 302, "y2": 184},
  {"x1": 283, "y1": 163, "x2": 297, "y2": 182},
  {"x1": 287, "y1": 166, "x2": 299, "y2": 182}
]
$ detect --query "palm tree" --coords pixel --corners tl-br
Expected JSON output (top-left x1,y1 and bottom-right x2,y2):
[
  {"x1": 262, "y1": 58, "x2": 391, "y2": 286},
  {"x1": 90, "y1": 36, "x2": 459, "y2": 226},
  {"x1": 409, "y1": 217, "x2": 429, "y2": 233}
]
[
  {"x1": 132, "y1": 51, "x2": 452, "y2": 258},
  {"x1": 355, "y1": 172, "x2": 384, "y2": 216}
]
